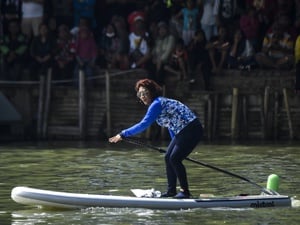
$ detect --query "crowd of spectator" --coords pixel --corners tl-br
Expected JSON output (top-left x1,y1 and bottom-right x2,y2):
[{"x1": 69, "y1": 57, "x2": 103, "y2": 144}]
[{"x1": 0, "y1": 0, "x2": 300, "y2": 92}]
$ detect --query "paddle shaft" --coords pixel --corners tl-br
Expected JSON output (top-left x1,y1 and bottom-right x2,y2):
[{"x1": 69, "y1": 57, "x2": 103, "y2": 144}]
[{"x1": 123, "y1": 137, "x2": 276, "y2": 195}]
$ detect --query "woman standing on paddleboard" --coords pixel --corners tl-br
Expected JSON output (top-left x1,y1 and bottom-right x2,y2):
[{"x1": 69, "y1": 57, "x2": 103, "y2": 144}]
[{"x1": 109, "y1": 78, "x2": 203, "y2": 199}]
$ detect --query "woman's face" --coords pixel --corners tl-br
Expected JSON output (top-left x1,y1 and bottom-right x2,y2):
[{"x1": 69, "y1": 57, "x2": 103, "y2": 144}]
[{"x1": 137, "y1": 86, "x2": 151, "y2": 105}]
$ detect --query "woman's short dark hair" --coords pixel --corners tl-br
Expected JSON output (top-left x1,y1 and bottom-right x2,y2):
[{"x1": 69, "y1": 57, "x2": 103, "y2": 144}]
[{"x1": 135, "y1": 78, "x2": 162, "y2": 100}]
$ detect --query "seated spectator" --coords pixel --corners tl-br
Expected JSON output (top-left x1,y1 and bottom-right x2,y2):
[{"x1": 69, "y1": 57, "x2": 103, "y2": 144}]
[
  {"x1": 128, "y1": 20, "x2": 152, "y2": 69},
  {"x1": 74, "y1": 26, "x2": 97, "y2": 79},
  {"x1": 98, "y1": 23, "x2": 121, "y2": 69},
  {"x1": 255, "y1": 18, "x2": 294, "y2": 70},
  {"x1": 110, "y1": 15, "x2": 130, "y2": 70},
  {"x1": 239, "y1": 6, "x2": 261, "y2": 51},
  {"x1": 0, "y1": 19, "x2": 28, "y2": 80},
  {"x1": 187, "y1": 29, "x2": 212, "y2": 90},
  {"x1": 295, "y1": 35, "x2": 300, "y2": 94},
  {"x1": 227, "y1": 29, "x2": 256, "y2": 70},
  {"x1": 206, "y1": 25, "x2": 230, "y2": 75},
  {"x1": 30, "y1": 23, "x2": 56, "y2": 80},
  {"x1": 164, "y1": 38, "x2": 189, "y2": 81},
  {"x1": 150, "y1": 21, "x2": 176, "y2": 84},
  {"x1": 53, "y1": 24, "x2": 75, "y2": 80}
]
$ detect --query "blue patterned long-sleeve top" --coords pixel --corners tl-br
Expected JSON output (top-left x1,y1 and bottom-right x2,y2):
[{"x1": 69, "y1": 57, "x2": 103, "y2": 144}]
[{"x1": 120, "y1": 97, "x2": 197, "y2": 139}]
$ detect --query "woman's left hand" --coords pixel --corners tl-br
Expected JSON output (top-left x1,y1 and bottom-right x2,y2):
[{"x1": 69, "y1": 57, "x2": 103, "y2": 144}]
[{"x1": 109, "y1": 134, "x2": 122, "y2": 143}]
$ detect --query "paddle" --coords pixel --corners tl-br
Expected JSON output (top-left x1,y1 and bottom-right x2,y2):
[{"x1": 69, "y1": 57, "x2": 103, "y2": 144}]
[{"x1": 123, "y1": 137, "x2": 277, "y2": 196}]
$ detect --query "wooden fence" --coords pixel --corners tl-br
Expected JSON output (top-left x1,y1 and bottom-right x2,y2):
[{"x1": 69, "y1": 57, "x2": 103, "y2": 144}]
[{"x1": 0, "y1": 68, "x2": 299, "y2": 141}]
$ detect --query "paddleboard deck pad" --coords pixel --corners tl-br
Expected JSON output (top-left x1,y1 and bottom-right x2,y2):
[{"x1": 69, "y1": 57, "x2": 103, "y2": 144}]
[{"x1": 11, "y1": 186, "x2": 292, "y2": 210}]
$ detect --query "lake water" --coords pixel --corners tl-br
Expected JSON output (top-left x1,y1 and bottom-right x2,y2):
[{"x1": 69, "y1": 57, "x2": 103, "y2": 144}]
[{"x1": 0, "y1": 141, "x2": 299, "y2": 225}]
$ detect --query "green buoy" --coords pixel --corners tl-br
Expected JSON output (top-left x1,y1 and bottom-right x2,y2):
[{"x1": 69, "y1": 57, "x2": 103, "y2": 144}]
[{"x1": 266, "y1": 174, "x2": 280, "y2": 192}]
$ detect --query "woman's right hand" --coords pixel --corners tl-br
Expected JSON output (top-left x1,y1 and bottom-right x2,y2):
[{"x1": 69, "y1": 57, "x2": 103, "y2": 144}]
[{"x1": 109, "y1": 134, "x2": 122, "y2": 143}]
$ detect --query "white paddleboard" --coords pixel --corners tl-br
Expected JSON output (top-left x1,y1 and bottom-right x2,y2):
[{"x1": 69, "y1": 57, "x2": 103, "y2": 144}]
[{"x1": 11, "y1": 186, "x2": 292, "y2": 210}]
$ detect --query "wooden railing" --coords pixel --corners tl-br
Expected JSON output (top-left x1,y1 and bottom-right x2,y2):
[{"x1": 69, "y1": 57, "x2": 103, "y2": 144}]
[{"x1": 0, "y1": 68, "x2": 299, "y2": 141}]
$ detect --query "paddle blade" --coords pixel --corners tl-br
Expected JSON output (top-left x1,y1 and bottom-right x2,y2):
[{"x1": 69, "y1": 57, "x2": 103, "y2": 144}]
[{"x1": 131, "y1": 189, "x2": 161, "y2": 198}]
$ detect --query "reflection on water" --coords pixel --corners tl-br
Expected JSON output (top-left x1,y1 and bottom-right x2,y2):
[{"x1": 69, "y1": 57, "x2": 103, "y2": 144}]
[{"x1": 0, "y1": 141, "x2": 299, "y2": 225}]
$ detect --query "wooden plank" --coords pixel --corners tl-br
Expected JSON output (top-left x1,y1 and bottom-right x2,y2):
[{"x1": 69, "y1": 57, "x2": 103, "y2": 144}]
[
  {"x1": 37, "y1": 75, "x2": 45, "y2": 138},
  {"x1": 242, "y1": 96, "x2": 248, "y2": 139},
  {"x1": 207, "y1": 96, "x2": 212, "y2": 141},
  {"x1": 273, "y1": 92, "x2": 279, "y2": 140},
  {"x1": 282, "y1": 88, "x2": 294, "y2": 139},
  {"x1": 79, "y1": 70, "x2": 86, "y2": 139},
  {"x1": 231, "y1": 88, "x2": 239, "y2": 140},
  {"x1": 43, "y1": 69, "x2": 52, "y2": 138}
]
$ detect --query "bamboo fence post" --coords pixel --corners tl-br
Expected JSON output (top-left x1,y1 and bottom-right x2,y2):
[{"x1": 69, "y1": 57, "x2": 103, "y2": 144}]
[
  {"x1": 242, "y1": 95, "x2": 248, "y2": 139},
  {"x1": 105, "y1": 70, "x2": 111, "y2": 137},
  {"x1": 273, "y1": 92, "x2": 279, "y2": 140},
  {"x1": 42, "y1": 68, "x2": 52, "y2": 138},
  {"x1": 283, "y1": 88, "x2": 294, "y2": 139},
  {"x1": 207, "y1": 94, "x2": 212, "y2": 141},
  {"x1": 259, "y1": 100, "x2": 265, "y2": 139},
  {"x1": 212, "y1": 93, "x2": 219, "y2": 139},
  {"x1": 263, "y1": 86, "x2": 270, "y2": 117},
  {"x1": 231, "y1": 88, "x2": 239, "y2": 140},
  {"x1": 263, "y1": 86, "x2": 270, "y2": 139},
  {"x1": 37, "y1": 75, "x2": 45, "y2": 139},
  {"x1": 79, "y1": 70, "x2": 86, "y2": 139}
]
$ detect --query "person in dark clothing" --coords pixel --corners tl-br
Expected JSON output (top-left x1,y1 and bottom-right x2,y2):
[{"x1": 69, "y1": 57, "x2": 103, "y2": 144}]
[
  {"x1": 206, "y1": 25, "x2": 230, "y2": 75},
  {"x1": 30, "y1": 23, "x2": 56, "y2": 80},
  {"x1": 187, "y1": 29, "x2": 212, "y2": 90},
  {"x1": 227, "y1": 28, "x2": 257, "y2": 70},
  {"x1": 53, "y1": 24, "x2": 75, "y2": 80},
  {"x1": 0, "y1": 18, "x2": 28, "y2": 80}
]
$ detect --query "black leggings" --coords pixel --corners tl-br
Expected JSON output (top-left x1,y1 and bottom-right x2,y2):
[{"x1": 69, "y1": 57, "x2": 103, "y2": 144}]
[{"x1": 164, "y1": 119, "x2": 203, "y2": 193}]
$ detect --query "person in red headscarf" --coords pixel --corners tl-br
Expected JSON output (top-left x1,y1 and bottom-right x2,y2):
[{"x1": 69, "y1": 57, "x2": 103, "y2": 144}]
[{"x1": 127, "y1": 10, "x2": 145, "y2": 32}]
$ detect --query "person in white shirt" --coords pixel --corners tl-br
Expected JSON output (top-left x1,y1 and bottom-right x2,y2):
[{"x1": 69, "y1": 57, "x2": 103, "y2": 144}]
[
  {"x1": 198, "y1": 0, "x2": 218, "y2": 41},
  {"x1": 21, "y1": 0, "x2": 44, "y2": 39},
  {"x1": 128, "y1": 20, "x2": 151, "y2": 69}
]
